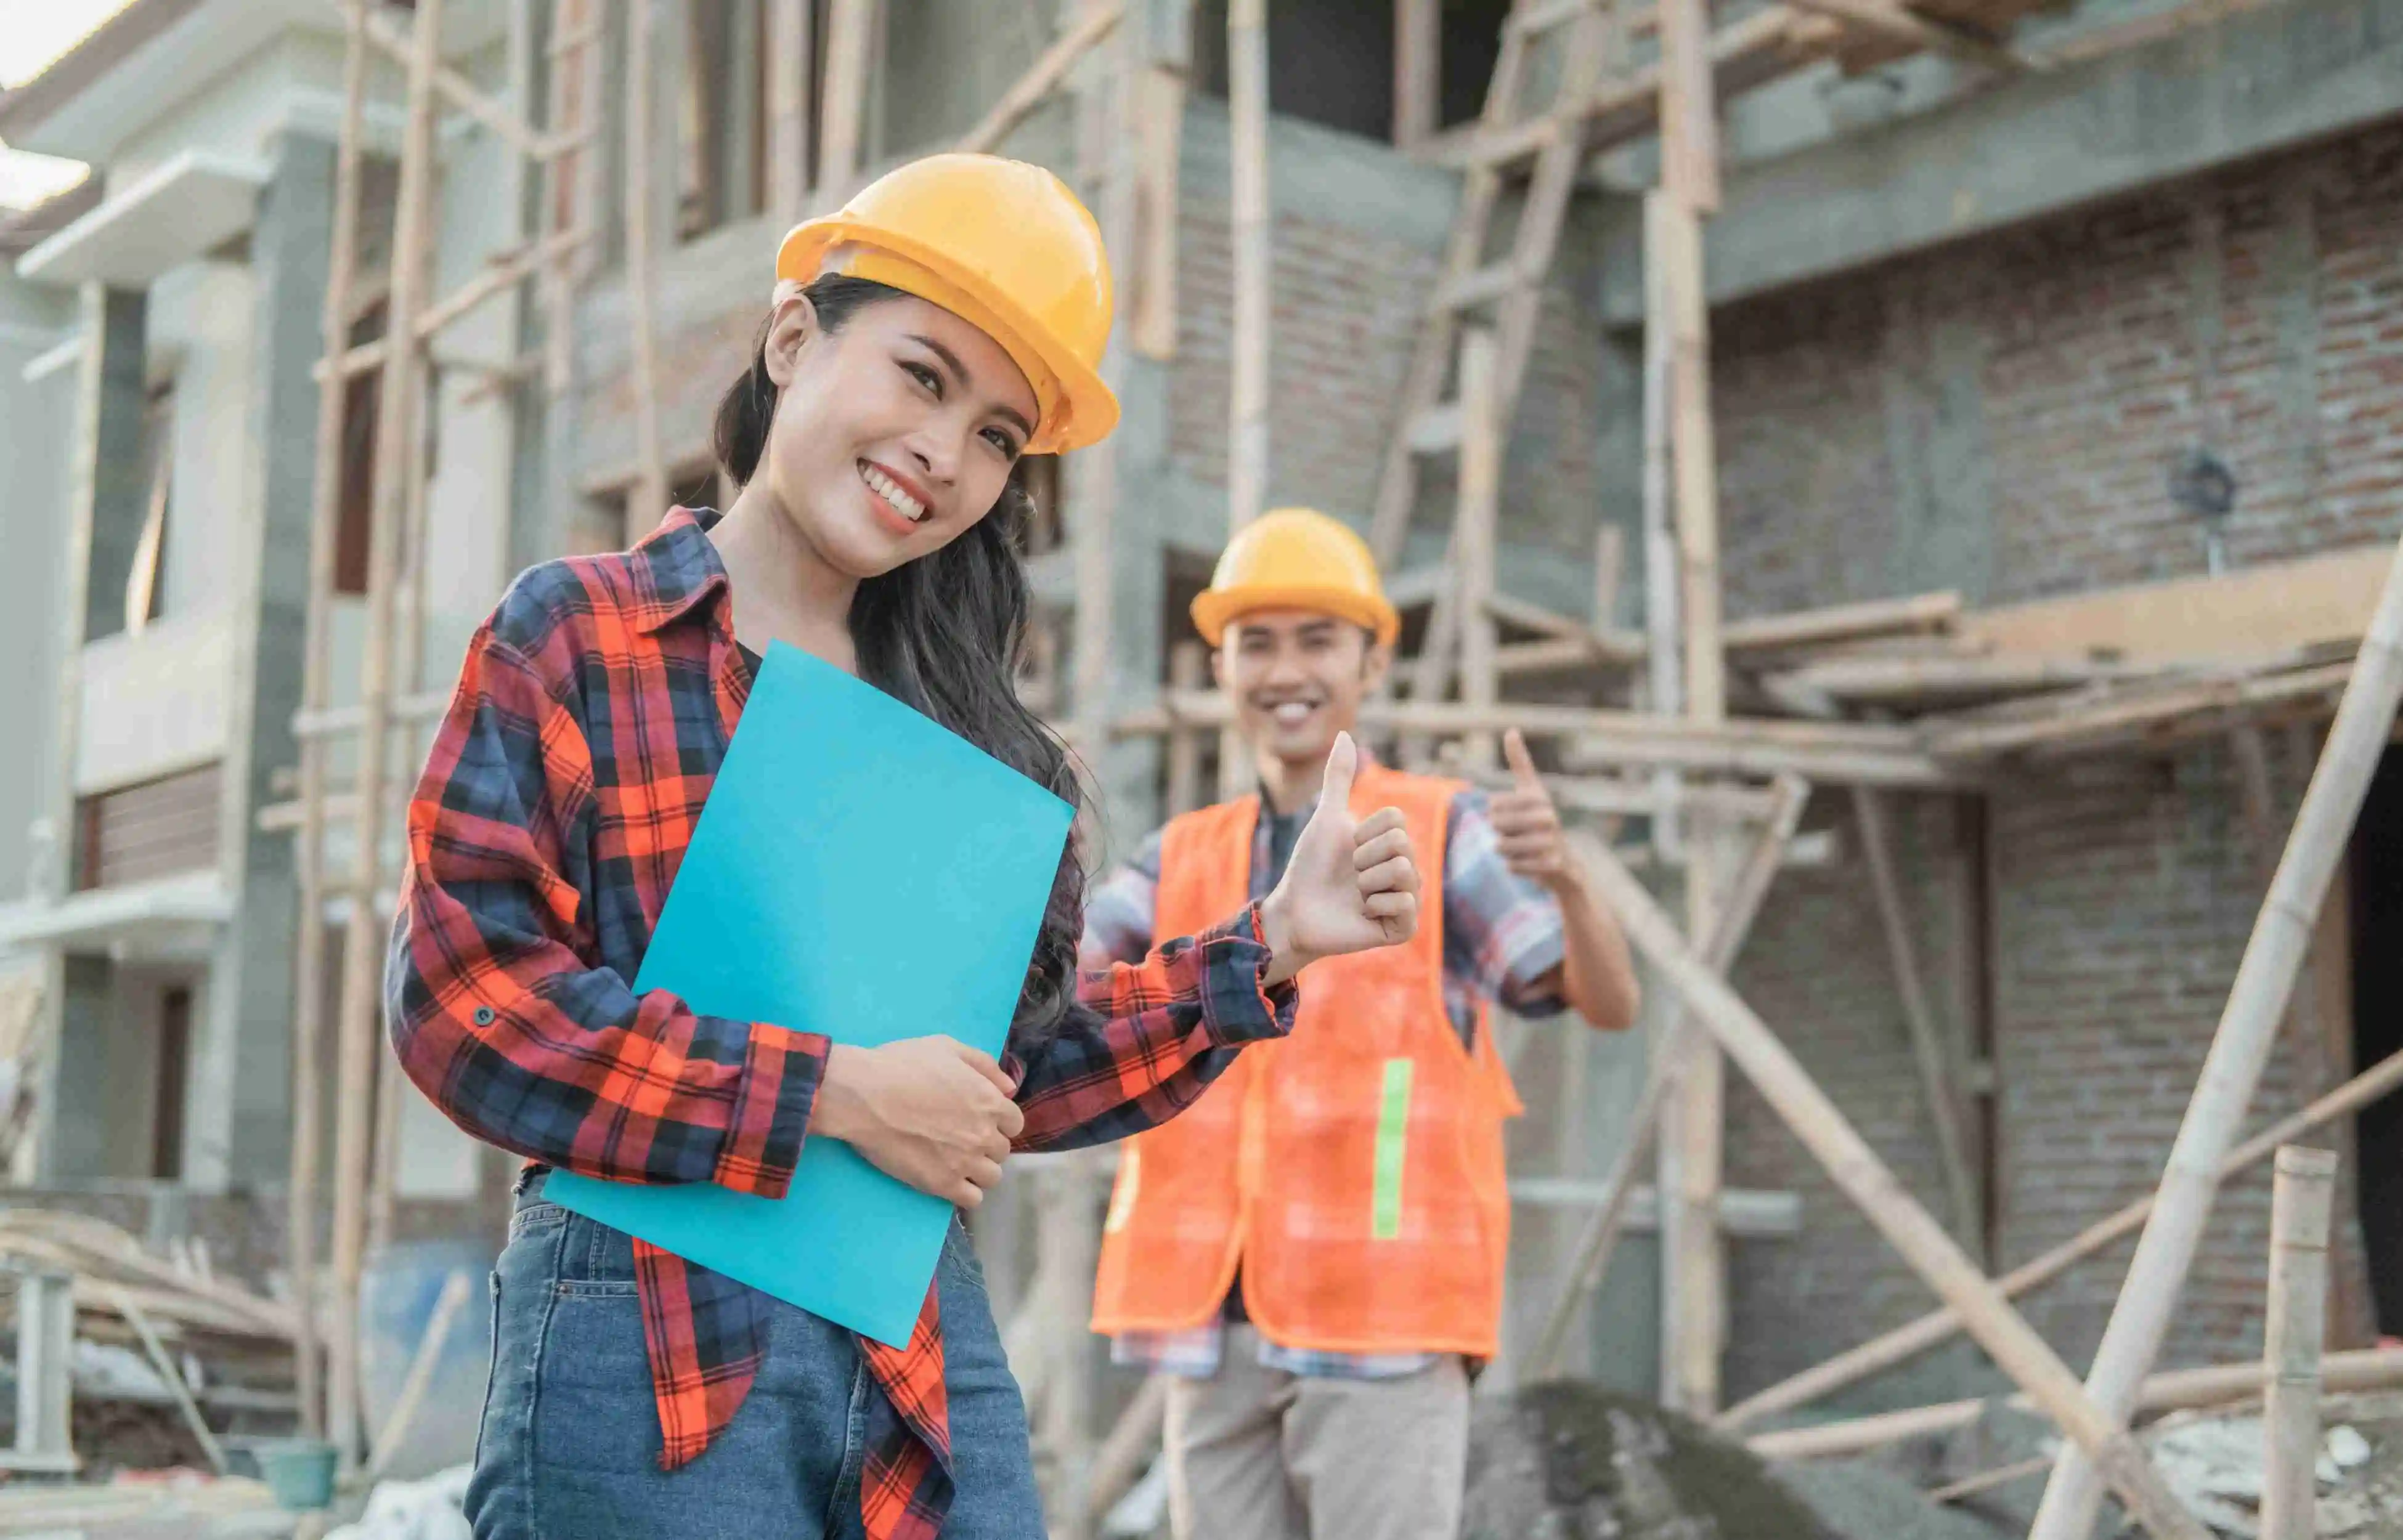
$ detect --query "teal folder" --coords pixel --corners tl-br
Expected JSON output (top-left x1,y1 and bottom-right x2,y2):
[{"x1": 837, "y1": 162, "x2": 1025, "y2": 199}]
[{"x1": 546, "y1": 641, "x2": 1075, "y2": 1347}]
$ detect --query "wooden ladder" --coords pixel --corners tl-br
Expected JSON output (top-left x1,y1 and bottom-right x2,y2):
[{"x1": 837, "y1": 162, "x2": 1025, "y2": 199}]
[{"x1": 1367, "y1": 0, "x2": 1634, "y2": 576}]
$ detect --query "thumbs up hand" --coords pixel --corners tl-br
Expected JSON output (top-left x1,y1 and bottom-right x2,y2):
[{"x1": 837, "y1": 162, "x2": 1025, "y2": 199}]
[
  {"x1": 1258, "y1": 732, "x2": 1422, "y2": 984},
  {"x1": 1492, "y1": 729, "x2": 1576, "y2": 891}
]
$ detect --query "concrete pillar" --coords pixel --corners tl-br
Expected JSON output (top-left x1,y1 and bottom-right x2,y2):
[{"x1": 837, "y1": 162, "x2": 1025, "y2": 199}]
[
  {"x1": 40, "y1": 955, "x2": 112, "y2": 1181},
  {"x1": 187, "y1": 132, "x2": 337, "y2": 1189}
]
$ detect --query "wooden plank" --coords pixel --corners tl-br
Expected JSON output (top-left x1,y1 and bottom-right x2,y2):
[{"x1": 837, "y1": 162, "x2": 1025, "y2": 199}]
[
  {"x1": 1392, "y1": 0, "x2": 1441, "y2": 149},
  {"x1": 1927, "y1": 662, "x2": 2353, "y2": 761},
  {"x1": 1961, "y1": 543, "x2": 2388, "y2": 664},
  {"x1": 2026, "y1": 531, "x2": 2403, "y2": 1540},
  {"x1": 1226, "y1": 0, "x2": 1268, "y2": 533},
  {"x1": 1574, "y1": 837, "x2": 2210, "y2": 1540},
  {"x1": 1779, "y1": 0, "x2": 2036, "y2": 73},
  {"x1": 2261, "y1": 1146, "x2": 2337, "y2": 1540},
  {"x1": 1852, "y1": 788, "x2": 1980, "y2": 1242},
  {"x1": 1719, "y1": 1042, "x2": 2403, "y2": 1431},
  {"x1": 955, "y1": 3, "x2": 1125, "y2": 155}
]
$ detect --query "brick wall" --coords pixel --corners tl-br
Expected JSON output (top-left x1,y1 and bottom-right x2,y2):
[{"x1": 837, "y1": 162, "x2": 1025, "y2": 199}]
[
  {"x1": 1710, "y1": 123, "x2": 2403, "y2": 1401},
  {"x1": 1169, "y1": 190, "x2": 1608, "y2": 556}
]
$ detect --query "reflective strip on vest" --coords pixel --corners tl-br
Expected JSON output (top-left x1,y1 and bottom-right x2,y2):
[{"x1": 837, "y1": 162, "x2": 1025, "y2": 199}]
[{"x1": 1372, "y1": 1058, "x2": 1412, "y2": 1241}]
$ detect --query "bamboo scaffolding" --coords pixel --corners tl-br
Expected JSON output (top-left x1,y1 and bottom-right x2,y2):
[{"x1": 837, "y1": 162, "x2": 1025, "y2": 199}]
[
  {"x1": 1571, "y1": 835, "x2": 2208, "y2": 1539},
  {"x1": 2261, "y1": 1146, "x2": 2336, "y2": 1540},
  {"x1": 1747, "y1": 1346, "x2": 2403, "y2": 1464},
  {"x1": 323, "y1": 0, "x2": 445, "y2": 1471},
  {"x1": 765, "y1": 0, "x2": 815, "y2": 221},
  {"x1": 2028, "y1": 530, "x2": 2403, "y2": 1540},
  {"x1": 956, "y1": 3, "x2": 1125, "y2": 155},
  {"x1": 284, "y1": 0, "x2": 374, "y2": 1441},
  {"x1": 1851, "y1": 787, "x2": 1979, "y2": 1242},
  {"x1": 1456, "y1": 328, "x2": 1502, "y2": 770},
  {"x1": 1218, "y1": 0, "x2": 1268, "y2": 800},
  {"x1": 816, "y1": 0, "x2": 877, "y2": 193},
  {"x1": 1718, "y1": 1042, "x2": 2403, "y2": 1430},
  {"x1": 1519, "y1": 771, "x2": 1810, "y2": 1380},
  {"x1": 624, "y1": 0, "x2": 667, "y2": 525}
]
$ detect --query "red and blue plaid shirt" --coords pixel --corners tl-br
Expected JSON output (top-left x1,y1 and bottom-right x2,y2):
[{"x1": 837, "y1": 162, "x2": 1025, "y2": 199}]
[{"x1": 388, "y1": 508, "x2": 1297, "y2": 1539}]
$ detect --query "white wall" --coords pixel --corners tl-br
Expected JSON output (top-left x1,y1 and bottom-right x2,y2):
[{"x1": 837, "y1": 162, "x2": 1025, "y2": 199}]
[{"x1": 0, "y1": 272, "x2": 74, "y2": 902}]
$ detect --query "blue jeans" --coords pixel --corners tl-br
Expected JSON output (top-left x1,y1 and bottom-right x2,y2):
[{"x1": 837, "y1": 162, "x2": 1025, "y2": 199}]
[{"x1": 466, "y1": 1177, "x2": 1044, "y2": 1539}]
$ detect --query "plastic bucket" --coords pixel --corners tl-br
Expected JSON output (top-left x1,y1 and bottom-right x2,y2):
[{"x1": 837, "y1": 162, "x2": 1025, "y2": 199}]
[{"x1": 256, "y1": 1438, "x2": 339, "y2": 1510}]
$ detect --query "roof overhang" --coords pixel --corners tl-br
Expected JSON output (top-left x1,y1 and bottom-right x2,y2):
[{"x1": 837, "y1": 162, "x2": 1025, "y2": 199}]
[
  {"x1": 0, "y1": 872, "x2": 232, "y2": 956},
  {"x1": 14, "y1": 149, "x2": 266, "y2": 287}
]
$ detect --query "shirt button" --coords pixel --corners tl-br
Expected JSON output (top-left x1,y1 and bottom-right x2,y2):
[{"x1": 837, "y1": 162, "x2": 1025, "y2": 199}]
[{"x1": 474, "y1": 1006, "x2": 496, "y2": 1026}]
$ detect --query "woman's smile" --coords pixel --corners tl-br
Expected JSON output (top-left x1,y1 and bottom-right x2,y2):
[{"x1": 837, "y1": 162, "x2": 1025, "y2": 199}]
[{"x1": 859, "y1": 457, "x2": 932, "y2": 533}]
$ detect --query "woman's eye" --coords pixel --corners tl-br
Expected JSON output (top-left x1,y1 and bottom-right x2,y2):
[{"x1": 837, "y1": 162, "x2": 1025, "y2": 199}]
[
  {"x1": 903, "y1": 361, "x2": 941, "y2": 395},
  {"x1": 982, "y1": 427, "x2": 1022, "y2": 458}
]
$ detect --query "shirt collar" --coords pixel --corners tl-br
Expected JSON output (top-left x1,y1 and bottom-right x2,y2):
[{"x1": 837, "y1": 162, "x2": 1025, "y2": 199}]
[{"x1": 628, "y1": 506, "x2": 733, "y2": 635}]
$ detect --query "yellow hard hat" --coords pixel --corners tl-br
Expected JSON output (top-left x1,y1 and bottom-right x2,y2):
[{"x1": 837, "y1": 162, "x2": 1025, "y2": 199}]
[
  {"x1": 1191, "y1": 508, "x2": 1401, "y2": 647},
  {"x1": 776, "y1": 153, "x2": 1118, "y2": 455}
]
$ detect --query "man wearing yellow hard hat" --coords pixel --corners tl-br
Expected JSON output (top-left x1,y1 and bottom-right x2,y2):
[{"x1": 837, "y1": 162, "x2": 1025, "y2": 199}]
[
  {"x1": 397, "y1": 155, "x2": 1433, "y2": 1540},
  {"x1": 1085, "y1": 508, "x2": 1642, "y2": 1539}
]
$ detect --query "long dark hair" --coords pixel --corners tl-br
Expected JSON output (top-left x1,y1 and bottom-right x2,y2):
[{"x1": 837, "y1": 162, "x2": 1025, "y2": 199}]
[{"x1": 712, "y1": 275, "x2": 1086, "y2": 1054}]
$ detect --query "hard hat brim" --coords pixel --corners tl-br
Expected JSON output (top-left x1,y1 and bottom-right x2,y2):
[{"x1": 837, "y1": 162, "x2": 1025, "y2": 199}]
[
  {"x1": 779, "y1": 219, "x2": 1120, "y2": 455},
  {"x1": 1191, "y1": 585, "x2": 1403, "y2": 648}
]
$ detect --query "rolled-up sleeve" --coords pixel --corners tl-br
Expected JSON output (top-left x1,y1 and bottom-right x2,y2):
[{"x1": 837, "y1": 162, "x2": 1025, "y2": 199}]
[
  {"x1": 1010, "y1": 903, "x2": 1298, "y2": 1151},
  {"x1": 385, "y1": 623, "x2": 825, "y2": 1196}
]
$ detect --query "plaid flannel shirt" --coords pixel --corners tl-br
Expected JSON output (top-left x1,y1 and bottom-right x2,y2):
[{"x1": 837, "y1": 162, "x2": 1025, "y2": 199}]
[
  {"x1": 387, "y1": 508, "x2": 1297, "y2": 1540},
  {"x1": 1085, "y1": 779, "x2": 1567, "y2": 1380}
]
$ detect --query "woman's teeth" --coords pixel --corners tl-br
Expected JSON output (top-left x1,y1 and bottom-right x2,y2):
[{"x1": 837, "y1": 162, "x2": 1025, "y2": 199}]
[{"x1": 860, "y1": 463, "x2": 929, "y2": 523}]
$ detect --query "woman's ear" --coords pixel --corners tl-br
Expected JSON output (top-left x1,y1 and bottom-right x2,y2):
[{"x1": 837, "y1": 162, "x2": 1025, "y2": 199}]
[{"x1": 762, "y1": 289, "x2": 819, "y2": 389}]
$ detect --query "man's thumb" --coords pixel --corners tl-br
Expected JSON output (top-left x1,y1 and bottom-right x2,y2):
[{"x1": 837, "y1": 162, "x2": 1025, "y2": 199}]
[
  {"x1": 1504, "y1": 728, "x2": 1543, "y2": 790},
  {"x1": 1319, "y1": 731, "x2": 1359, "y2": 814}
]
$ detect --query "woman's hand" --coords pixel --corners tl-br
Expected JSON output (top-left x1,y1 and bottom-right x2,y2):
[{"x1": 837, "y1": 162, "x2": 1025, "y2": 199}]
[
  {"x1": 811, "y1": 1037, "x2": 1025, "y2": 1207},
  {"x1": 1258, "y1": 732, "x2": 1423, "y2": 984}
]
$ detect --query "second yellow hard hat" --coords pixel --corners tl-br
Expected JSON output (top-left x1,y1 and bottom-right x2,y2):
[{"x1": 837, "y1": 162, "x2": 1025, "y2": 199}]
[
  {"x1": 1191, "y1": 508, "x2": 1402, "y2": 647},
  {"x1": 776, "y1": 153, "x2": 1119, "y2": 455}
]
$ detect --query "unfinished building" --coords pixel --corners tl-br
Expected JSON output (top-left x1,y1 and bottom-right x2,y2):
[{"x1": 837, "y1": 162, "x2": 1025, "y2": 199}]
[{"x1": 0, "y1": 0, "x2": 2401, "y2": 1527}]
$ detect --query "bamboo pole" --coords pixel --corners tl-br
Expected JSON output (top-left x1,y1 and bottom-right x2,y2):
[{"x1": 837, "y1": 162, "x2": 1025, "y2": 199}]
[
  {"x1": 1851, "y1": 787, "x2": 1980, "y2": 1243},
  {"x1": 816, "y1": 0, "x2": 876, "y2": 193},
  {"x1": 1520, "y1": 771, "x2": 1810, "y2": 1380},
  {"x1": 327, "y1": 0, "x2": 444, "y2": 1470},
  {"x1": 365, "y1": 1269, "x2": 473, "y2": 1483},
  {"x1": 1131, "y1": 60, "x2": 1184, "y2": 362},
  {"x1": 1218, "y1": 0, "x2": 1269, "y2": 800},
  {"x1": 1393, "y1": 0, "x2": 1440, "y2": 148},
  {"x1": 286, "y1": 0, "x2": 374, "y2": 1441},
  {"x1": 2027, "y1": 530, "x2": 2403, "y2": 1540},
  {"x1": 104, "y1": 1282, "x2": 228, "y2": 1477},
  {"x1": 956, "y1": 3, "x2": 1125, "y2": 155},
  {"x1": 1718, "y1": 1042, "x2": 2403, "y2": 1430},
  {"x1": 1749, "y1": 1346, "x2": 2403, "y2": 1465},
  {"x1": 1571, "y1": 836, "x2": 2210, "y2": 1540},
  {"x1": 1166, "y1": 642, "x2": 1205, "y2": 816},
  {"x1": 1082, "y1": 1374, "x2": 1169, "y2": 1531},
  {"x1": 765, "y1": 0, "x2": 814, "y2": 222},
  {"x1": 623, "y1": 0, "x2": 667, "y2": 525},
  {"x1": 2261, "y1": 1146, "x2": 2336, "y2": 1540},
  {"x1": 1654, "y1": 108, "x2": 1730, "y2": 1411},
  {"x1": 1456, "y1": 328, "x2": 1501, "y2": 770}
]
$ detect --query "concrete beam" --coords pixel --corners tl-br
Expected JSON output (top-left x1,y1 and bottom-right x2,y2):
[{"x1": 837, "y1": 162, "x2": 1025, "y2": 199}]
[{"x1": 1600, "y1": 0, "x2": 2403, "y2": 321}]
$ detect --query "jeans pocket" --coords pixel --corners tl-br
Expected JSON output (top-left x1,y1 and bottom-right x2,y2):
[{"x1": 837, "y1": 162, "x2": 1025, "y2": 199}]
[
  {"x1": 939, "y1": 1220, "x2": 988, "y2": 1291},
  {"x1": 507, "y1": 1201, "x2": 566, "y2": 1243}
]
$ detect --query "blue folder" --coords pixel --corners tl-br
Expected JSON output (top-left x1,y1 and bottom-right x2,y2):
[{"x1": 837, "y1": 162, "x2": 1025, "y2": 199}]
[{"x1": 547, "y1": 641, "x2": 1075, "y2": 1346}]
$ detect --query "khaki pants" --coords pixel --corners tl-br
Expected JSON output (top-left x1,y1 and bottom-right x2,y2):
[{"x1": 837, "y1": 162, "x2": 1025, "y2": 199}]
[{"x1": 1162, "y1": 1327, "x2": 1469, "y2": 1540}]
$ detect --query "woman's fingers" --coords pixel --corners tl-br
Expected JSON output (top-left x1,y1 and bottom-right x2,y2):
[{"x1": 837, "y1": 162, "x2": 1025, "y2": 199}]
[
  {"x1": 993, "y1": 1096, "x2": 1027, "y2": 1142},
  {"x1": 954, "y1": 1181, "x2": 986, "y2": 1210},
  {"x1": 966, "y1": 1156, "x2": 1006, "y2": 1192},
  {"x1": 955, "y1": 1043, "x2": 1016, "y2": 1096}
]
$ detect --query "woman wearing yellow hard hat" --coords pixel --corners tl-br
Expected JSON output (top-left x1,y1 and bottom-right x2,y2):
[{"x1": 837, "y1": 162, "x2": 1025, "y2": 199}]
[{"x1": 389, "y1": 153, "x2": 1426, "y2": 1539}]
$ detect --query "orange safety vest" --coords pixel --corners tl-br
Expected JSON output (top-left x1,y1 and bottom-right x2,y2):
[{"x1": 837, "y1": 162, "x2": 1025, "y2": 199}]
[{"x1": 1089, "y1": 761, "x2": 1524, "y2": 1357}]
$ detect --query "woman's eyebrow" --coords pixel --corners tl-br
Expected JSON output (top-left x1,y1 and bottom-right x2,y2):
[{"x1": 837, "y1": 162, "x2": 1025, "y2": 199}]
[{"x1": 908, "y1": 333, "x2": 1036, "y2": 439}]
